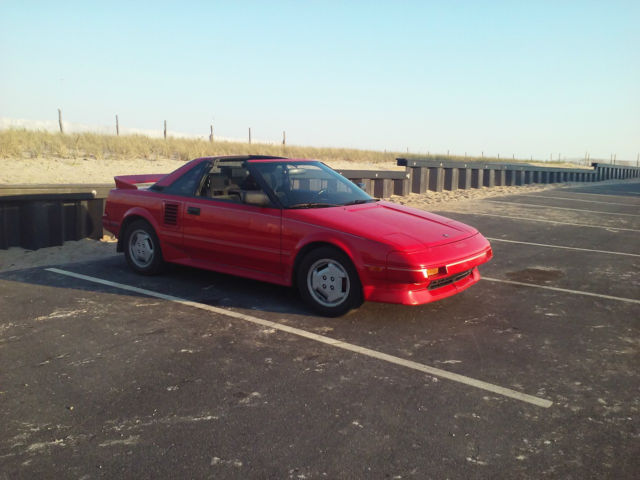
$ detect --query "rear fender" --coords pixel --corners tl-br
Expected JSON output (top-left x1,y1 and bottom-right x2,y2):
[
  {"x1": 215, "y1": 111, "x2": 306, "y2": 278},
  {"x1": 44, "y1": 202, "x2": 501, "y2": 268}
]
[{"x1": 117, "y1": 207, "x2": 163, "y2": 252}]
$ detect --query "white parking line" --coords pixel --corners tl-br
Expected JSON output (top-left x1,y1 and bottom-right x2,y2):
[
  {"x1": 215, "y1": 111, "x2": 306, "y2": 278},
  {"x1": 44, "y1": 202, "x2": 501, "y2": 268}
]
[
  {"x1": 46, "y1": 267, "x2": 553, "y2": 409},
  {"x1": 485, "y1": 200, "x2": 640, "y2": 217},
  {"x1": 517, "y1": 194, "x2": 633, "y2": 207},
  {"x1": 483, "y1": 277, "x2": 640, "y2": 304},
  {"x1": 568, "y1": 190, "x2": 640, "y2": 198},
  {"x1": 486, "y1": 238, "x2": 640, "y2": 257},
  {"x1": 469, "y1": 213, "x2": 640, "y2": 232}
]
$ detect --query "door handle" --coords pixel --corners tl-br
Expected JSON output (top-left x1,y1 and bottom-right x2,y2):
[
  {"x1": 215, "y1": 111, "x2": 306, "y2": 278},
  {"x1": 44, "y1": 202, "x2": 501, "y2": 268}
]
[{"x1": 187, "y1": 206, "x2": 200, "y2": 215}]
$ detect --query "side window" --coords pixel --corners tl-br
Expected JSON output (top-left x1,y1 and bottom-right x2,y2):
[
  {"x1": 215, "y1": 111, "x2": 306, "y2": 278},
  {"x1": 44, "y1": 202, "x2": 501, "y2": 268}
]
[
  {"x1": 164, "y1": 161, "x2": 210, "y2": 197},
  {"x1": 198, "y1": 164, "x2": 266, "y2": 204}
]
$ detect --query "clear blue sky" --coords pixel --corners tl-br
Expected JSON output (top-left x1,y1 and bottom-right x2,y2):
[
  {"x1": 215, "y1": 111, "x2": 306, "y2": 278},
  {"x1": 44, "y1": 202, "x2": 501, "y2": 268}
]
[{"x1": 1, "y1": 1, "x2": 638, "y2": 160}]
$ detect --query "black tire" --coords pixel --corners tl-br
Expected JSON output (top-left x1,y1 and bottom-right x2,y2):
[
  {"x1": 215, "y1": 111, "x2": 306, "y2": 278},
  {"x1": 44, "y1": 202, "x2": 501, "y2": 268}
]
[
  {"x1": 123, "y1": 219, "x2": 165, "y2": 275},
  {"x1": 297, "y1": 246, "x2": 363, "y2": 317}
]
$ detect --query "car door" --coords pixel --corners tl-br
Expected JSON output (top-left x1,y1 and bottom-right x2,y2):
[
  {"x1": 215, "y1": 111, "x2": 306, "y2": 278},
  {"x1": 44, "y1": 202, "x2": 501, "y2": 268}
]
[{"x1": 181, "y1": 161, "x2": 283, "y2": 281}]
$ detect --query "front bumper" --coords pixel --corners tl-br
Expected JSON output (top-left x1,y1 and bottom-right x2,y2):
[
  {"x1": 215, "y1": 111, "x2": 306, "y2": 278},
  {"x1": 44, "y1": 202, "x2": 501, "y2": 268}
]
[
  {"x1": 364, "y1": 266, "x2": 482, "y2": 305},
  {"x1": 362, "y1": 234, "x2": 492, "y2": 305}
]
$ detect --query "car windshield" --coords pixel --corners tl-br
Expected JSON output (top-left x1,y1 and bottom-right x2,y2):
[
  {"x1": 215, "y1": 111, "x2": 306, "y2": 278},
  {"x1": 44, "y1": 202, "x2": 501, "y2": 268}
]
[{"x1": 249, "y1": 161, "x2": 376, "y2": 209}]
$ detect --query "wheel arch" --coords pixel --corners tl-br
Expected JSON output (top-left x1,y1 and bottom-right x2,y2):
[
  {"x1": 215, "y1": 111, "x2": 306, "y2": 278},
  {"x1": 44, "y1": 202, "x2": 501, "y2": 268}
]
[
  {"x1": 116, "y1": 209, "x2": 160, "y2": 252},
  {"x1": 291, "y1": 240, "x2": 362, "y2": 292}
]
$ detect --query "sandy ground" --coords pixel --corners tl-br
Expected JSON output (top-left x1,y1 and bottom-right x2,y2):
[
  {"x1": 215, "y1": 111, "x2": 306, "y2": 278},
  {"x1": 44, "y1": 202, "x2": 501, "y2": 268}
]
[
  {"x1": 2, "y1": 157, "x2": 189, "y2": 184},
  {"x1": 0, "y1": 236, "x2": 118, "y2": 273},
  {"x1": 389, "y1": 182, "x2": 558, "y2": 209},
  {"x1": 0, "y1": 157, "x2": 403, "y2": 184},
  {"x1": 1, "y1": 156, "x2": 588, "y2": 185}
]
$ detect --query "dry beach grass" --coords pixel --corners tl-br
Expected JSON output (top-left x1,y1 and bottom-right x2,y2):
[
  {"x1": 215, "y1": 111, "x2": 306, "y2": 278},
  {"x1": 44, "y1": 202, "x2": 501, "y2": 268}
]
[{"x1": 0, "y1": 129, "x2": 589, "y2": 184}]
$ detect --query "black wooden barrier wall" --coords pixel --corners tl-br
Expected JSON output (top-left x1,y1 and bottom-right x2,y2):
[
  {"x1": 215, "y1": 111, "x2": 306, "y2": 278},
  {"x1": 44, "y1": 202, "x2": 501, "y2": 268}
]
[
  {"x1": 1, "y1": 162, "x2": 639, "y2": 250},
  {"x1": 0, "y1": 185, "x2": 112, "y2": 250}
]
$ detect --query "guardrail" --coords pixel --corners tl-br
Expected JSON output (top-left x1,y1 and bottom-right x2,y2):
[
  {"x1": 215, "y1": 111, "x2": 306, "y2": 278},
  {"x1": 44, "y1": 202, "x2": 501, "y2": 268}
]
[
  {"x1": 335, "y1": 169, "x2": 410, "y2": 197},
  {"x1": 1, "y1": 161, "x2": 639, "y2": 250},
  {"x1": 395, "y1": 158, "x2": 639, "y2": 193},
  {"x1": 591, "y1": 163, "x2": 640, "y2": 181}
]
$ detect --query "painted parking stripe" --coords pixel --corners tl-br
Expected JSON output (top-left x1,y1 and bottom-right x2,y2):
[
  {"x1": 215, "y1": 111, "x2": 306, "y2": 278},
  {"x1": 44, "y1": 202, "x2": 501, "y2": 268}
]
[
  {"x1": 517, "y1": 194, "x2": 633, "y2": 207},
  {"x1": 567, "y1": 190, "x2": 640, "y2": 198},
  {"x1": 486, "y1": 238, "x2": 640, "y2": 258},
  {"x1": 468, "y1": 213, "x2": 640, "y2": 232},
  {"x1": 483, "y1": 277, "x2": 640, "y2": 304},
  {"x1": 46, "y1": 267, "x2": 553, "y2": 409},
  {"x1": 485, "y1": 200, "x2": 640, "y2": 217}
]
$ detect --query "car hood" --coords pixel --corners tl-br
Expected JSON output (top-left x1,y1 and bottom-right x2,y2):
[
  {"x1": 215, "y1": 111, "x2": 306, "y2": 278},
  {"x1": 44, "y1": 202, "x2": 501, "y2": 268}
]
[{"x1": 285, "y1": 201, "x2": 478, "y2": 251}]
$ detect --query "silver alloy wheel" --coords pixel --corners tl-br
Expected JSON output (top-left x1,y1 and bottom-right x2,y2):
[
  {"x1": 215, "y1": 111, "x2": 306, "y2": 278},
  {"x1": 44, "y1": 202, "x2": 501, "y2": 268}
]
[
  {"x1": 307, "y1": 258, "x2": 350, "y2": 307},
  {"x1": 128, "y1": 229, "x2": 155, "y2": 268}
]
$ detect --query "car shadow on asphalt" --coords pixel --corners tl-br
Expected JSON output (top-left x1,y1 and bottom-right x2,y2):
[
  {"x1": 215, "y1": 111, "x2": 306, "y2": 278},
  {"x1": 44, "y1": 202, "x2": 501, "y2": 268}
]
[
  {"x1": 0, "y1": 255, "x2": 312, "y2": 316},
  {"x1": 0, "y1": 254, "x2": 456, "y2": 325}
]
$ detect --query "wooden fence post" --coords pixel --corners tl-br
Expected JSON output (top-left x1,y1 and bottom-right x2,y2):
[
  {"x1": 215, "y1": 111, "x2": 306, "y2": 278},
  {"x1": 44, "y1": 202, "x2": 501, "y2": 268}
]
[
  {"x1": 209, "y1": 125, "x2": 214, "y2": 143},
  {"x1": 116, "y1": 115, "x2": 119, "y2": 136},
  {"x1": 282, "y1": 131, "x2": 286, "y2": 145},
  {"x1": 58, "y1": 108, "x2": 64, "y2": 134},
  {"x1": 164, "y1": 120, "x2": 167, "y2": 139}
]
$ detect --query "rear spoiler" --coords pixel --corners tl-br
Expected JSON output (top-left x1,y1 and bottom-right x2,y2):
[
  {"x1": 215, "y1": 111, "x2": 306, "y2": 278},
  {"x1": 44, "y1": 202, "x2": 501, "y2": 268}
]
[{"x1": 114, "y1": 174, "x2": 167, "y2": 190}]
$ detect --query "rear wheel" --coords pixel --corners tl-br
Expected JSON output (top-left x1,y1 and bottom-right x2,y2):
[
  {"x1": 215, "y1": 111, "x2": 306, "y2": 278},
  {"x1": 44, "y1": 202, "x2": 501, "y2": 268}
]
[
  {"x1": 123, "y1": 219, "x2": 165, "y2": 275},
  {"x1": 297, "y1": 247, "x2": 362, "y2": 317}
]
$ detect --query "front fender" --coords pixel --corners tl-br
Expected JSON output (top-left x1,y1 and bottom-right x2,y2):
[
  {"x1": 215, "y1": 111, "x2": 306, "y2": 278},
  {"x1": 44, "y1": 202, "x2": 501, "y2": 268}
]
[{"x1": 289, "y1": 232, "x2": 389, "y2": 288}]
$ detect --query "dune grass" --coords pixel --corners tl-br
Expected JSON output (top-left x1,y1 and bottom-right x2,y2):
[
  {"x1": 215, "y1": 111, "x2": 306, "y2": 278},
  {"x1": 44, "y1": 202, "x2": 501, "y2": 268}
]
[
  {"x1": 0, "y1": 128, "x2": 403, "y2": 164},
  {"x1": 0, "y1": 128, "x2": 584, "y2": 167}
]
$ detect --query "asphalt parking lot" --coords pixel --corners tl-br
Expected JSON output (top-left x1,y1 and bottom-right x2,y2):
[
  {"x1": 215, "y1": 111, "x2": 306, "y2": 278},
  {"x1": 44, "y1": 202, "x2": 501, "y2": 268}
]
[{"x1": 1, "y1": 181, "x2": 638, "y2": 479}]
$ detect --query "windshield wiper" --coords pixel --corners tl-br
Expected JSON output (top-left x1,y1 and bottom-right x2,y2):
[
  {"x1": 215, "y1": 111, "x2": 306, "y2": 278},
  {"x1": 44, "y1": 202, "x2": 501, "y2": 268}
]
[
  {"x1": 341, "y1": 199, "x2": 379, "y2": 206},
  {"x1": 288, "y1": 202, "x2": 339, "y2": 209}
]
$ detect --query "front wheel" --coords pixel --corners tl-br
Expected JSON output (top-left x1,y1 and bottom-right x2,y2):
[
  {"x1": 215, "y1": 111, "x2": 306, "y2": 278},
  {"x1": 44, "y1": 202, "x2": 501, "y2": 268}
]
[
  {"x1": 297, "y1": 247, "x2": 363, "y2": 317},
  {"x1": 123, "y1": 219, "x2": 165, "y2": 275}
]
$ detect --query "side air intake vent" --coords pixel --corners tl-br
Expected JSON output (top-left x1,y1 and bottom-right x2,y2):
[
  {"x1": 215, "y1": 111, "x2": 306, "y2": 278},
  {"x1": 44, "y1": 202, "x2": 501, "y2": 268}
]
[{"x1": 164, "y1": 203, "x2": 179, "y2": 226}]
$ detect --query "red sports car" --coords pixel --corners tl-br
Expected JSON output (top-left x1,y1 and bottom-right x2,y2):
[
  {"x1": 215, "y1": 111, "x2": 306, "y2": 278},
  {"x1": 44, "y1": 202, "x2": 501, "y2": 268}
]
[{"x1": 103, "y1": 155, "x2": 492, "y2": 316}]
